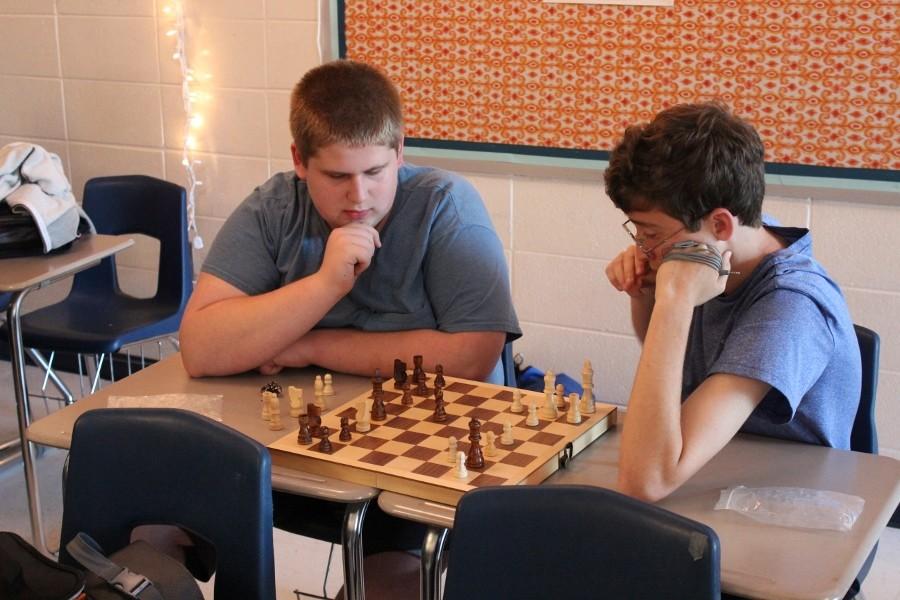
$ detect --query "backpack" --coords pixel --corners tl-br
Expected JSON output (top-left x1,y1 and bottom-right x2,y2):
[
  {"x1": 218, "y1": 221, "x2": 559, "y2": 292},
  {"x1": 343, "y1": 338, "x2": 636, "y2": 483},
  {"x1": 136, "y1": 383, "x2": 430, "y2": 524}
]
[{"x1": 0, "y1": 531, "x2": 203, "y2": 600}]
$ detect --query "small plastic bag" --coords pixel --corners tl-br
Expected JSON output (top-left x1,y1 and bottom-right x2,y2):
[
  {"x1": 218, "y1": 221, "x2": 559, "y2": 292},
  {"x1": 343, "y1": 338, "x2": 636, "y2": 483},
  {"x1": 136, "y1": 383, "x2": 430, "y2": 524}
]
[
  {"x1": 107, "y1": 393, "x2": 225, "y2": 422},
  {"x1": 714, "y1": 485, "x2": 865, "y2": 532}
]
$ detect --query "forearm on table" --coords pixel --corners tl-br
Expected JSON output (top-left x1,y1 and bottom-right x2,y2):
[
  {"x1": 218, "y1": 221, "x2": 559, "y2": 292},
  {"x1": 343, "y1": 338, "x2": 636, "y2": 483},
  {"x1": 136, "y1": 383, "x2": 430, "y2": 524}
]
[
  {"x1": 276, "y1": 328, "x2": 506, "y2": 381},
  {"x1": 180, "y1": 275, "x2": 344, "y2": 377},
  {"x1": 618, "y1": 295, "x2": 695, "y2": 501}
]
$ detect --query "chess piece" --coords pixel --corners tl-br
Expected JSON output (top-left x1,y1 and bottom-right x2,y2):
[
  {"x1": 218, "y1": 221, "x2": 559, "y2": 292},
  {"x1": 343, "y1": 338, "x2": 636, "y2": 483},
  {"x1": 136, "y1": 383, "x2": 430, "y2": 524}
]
[
  {"x1": 401, "y1": 380, "x2": 414, "y2": 405},
  {"x1": 371, "y1": 388, "x2": 387, "y2": 421},
  {"x1": 261, "y1": 391, "x2": 273, "y2": 421},
  {"x1": 447, "y1": 436, "x2": 458, "y2": 463},
  {"x1": 307, "y1": 404, "x2": 322, "y2": 437},
  {"x1": 555, "y1": 383, "x2": 566, "y2": 409},
  {"x1": 566, "y1": 392, "x2": 582, "y2": 424},
  {"x1": 484, "y1": 431, "x2": 497, "y2": 457},
  {"x1": 322, "y1": 373, "x2": 335, "y2": 402},
  {"x1": 510, "y1": 389, "x2": 524, "y2": 413},
  {"x1": 261, "y1": 381, "x2": 283, "y2": 397},
  {"x1": 412, "y1": 354, "x2": 427, "y2": 382},
  {"x1": 393, "y1": 359, "x2": 407, "y2": 389},
  {"x1": 526, "y1": 400, "x2": 539, "y2": 426},
  {"x1": 339, "y1": 416, "x2": 352, "y2": 441},
  {"x1": 415, "y1": 368, "x2": 428, "y2": 396},
  {"x1": 580, "y1": 359, "x2": 596, "y2": 414},
  {"x1": 268, "y1": 394, "x2": 284, "y2": 430},
  {"x1": 454, "y1": 451, "x2": 468, "y2": 479},
  {"x1": 288, "y1": 386, "x2": 304, "y2": 418},
  {"x1": 314, "y1": 375, "x2": 324, "y2": 408},
  {"x1": 543, "y1": 370, "x2": 555, "y2": 394},
  {"x1": 433, "y1": 392, "x2": 447, "y2": 422},
  {"x1": 297, "y1": 415, "x2": 313, "y2": 445},
  {"x1": 466, "y1": 418, "x2": 485, "y2": 469},
  {"x1": 318, "y1": 426, "x2": 333, "y2": 453},
  {"x1": 355, "y1": 399, "x2": 372, "y2": 432},
  {"x1": 541, "y1": 389, "x2": 558, "y2": 420},
  {"x1": 500, "y1": 421, "x2": 515, "y2": 445},
  {"x1": 371, "y1": 368, "x2": 384, "y2": 397},
  {"x1": 434, "y1": 364, "x2": 446, "y2": 389}
]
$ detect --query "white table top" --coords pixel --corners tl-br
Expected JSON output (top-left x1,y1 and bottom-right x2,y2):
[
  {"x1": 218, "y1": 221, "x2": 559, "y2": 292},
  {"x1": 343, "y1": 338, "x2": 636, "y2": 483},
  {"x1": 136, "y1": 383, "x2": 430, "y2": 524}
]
[{"x1": 0, "y1": 234, "x2": 134, "y2": 292}]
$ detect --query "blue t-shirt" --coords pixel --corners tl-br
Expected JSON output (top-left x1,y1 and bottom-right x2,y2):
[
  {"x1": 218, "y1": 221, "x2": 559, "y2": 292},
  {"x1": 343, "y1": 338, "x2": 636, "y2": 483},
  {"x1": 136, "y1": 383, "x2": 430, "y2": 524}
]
[
  {"x1": 682, "y1": 226, "x2": 861, "y2": 448},
  {"x1": 202, "y1": 164, "x2": 521, "y2": 382}
]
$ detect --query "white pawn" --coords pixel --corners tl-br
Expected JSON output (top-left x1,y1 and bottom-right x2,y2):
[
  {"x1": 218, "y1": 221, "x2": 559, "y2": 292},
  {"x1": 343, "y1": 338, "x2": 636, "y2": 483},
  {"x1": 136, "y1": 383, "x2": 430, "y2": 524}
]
[
  {"x1": 323, "y1": 373, "x2": 335, "y2": 398},
  {"x1": 527, "y1": 399, "x2": 540, "y2": 426},
  {"x1": 289, "y1": 386, "x2": 304, "y2": 418},
  {"x1": 355, "y1": 399, "x2": 372, "y2": 433},
  {"x1": 269, "y1": 395, "x2": 284, "y2": 431},
  {"x1": 261, "y1": 391, "x2": 273, "y2": 421},
  {"x1": 314, "y1": 375, "x2": 325, "y2": 409},
  {"x1": 484, "y1": 431, "x2": 497, "y2": 457},
  {"x1": 555, "y1": 383, "x2": 566, "y2": 408},
  {"x1": 447, "y1": 436, "x2": 458, "y2": 463},
  {"x1": 510, "y1": 389, "x2": 524, "y2": 413},
  {"x1": 566, "y1": 392, "x2": 582, "y2": 425},
  {"x1": 500, "y1": 421, "x2": 515, "y2": 446},
  {"x1": 455, "y1": 451, "x2": 468, "y2": 479}
]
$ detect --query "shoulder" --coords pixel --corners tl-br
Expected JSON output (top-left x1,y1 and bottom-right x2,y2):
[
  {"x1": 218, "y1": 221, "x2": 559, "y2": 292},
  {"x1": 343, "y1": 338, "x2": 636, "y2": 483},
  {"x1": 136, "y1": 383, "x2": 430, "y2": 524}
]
[
  {"x1": 240, "y1": 171, "x2": 303, "y2": 214},
  {"x1": 398, "y1": 164, "x2": 482, "y2": 206}
]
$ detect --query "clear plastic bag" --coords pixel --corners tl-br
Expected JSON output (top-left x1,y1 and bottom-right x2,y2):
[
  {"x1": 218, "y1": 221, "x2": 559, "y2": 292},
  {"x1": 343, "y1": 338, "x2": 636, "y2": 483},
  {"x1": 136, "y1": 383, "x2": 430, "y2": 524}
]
[
  {"x1": 107, "y1": 394, "x2": 224, "y2": 422},
  {"x1": 714, "y1": 485, "x2": 865, "y2": 532}
]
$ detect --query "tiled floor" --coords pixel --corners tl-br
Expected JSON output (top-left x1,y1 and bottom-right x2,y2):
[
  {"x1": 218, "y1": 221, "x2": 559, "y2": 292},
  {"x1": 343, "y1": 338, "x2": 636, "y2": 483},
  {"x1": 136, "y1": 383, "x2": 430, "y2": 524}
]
[{"x1": 1, "y1": 358, "x2": 898, "y2": 599}]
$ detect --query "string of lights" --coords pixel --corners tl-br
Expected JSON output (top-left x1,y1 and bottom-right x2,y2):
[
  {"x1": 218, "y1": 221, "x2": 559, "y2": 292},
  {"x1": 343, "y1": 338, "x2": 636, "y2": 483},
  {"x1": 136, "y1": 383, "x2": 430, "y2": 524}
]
[{"x1": 163, "y1": 1, "x2": 204, "y2": 250}]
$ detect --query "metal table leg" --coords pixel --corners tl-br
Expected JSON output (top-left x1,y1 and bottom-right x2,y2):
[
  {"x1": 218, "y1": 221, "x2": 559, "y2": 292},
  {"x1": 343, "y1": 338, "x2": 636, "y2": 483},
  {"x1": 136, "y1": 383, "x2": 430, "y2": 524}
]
[
  {"x1": 420, "y1": 526, "x2": 449, "y2": 600},
  {"x1": 341, "y1": 499, "x2": 371, "y2": 600},
  {"x1": 7, "y1": 290, "x2": 48, "y2": 554}
]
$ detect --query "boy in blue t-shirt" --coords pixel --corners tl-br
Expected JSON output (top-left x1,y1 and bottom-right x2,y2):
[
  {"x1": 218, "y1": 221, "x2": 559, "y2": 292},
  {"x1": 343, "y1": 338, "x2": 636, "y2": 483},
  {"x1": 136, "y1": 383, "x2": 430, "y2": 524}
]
[{"x1": 604, "y1": 101, "x2": 860, "y2": 503}]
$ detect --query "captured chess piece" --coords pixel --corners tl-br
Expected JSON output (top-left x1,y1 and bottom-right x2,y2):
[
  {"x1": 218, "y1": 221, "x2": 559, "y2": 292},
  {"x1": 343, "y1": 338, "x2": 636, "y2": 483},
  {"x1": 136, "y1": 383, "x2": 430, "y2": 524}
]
[
  {"x1": 465, "y1": 418, "x2": 485, "y2": 469},
  {"x1": 318, "y1": 426, "x2": 333, "y2": 453},
  {"x1": 261, "y1": 390, "x2": 274, "y2": 421},
  {"x1": 322, "y1": 373, "x2": 336, "y2": 403},
  {"x1": 288, "y1": 386, "x2": 304, "y2": 418},
  {"x1": 393, "y1": 358, "x2": 407, "y2": 389},
  {"x1": 268, "y1": 394, "x2": 284, "y2": 431},
  {"x1": 339, "y1": 416, "x2": 352, "y2": 441},
  {"x1": 314, "y1": 375, "x2": 325, "y2": 409}
]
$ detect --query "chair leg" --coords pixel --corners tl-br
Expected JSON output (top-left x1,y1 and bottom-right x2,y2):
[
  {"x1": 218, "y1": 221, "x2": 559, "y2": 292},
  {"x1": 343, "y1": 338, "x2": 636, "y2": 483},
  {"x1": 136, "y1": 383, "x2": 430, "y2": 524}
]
[
  {"x1": 341, "y1": 500, "x2": 371, "y2": 600},
  {"x1": 420, "y1": 526, "x2": 449, "y2": 600}
]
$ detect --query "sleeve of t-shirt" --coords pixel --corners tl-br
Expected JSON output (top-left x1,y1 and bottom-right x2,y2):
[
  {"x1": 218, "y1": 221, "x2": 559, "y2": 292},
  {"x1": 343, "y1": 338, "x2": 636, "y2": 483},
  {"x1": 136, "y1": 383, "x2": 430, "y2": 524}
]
[
  {"x1": 200, "y1": 195, "x2": 283, "y2": 296},
  {"x1": 709, "y1": 289, "x2": 835, "y2": 423},
  {"x1": 421, "y1": 192, "x2": 520, "y2": 339}
]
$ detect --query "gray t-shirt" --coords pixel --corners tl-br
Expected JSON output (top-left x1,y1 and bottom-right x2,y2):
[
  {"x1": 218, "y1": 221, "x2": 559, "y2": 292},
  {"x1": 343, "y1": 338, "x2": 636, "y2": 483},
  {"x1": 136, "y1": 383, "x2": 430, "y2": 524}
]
[
  {"x1": 683, "y1": 226, "x2": 861, "y2": 448},
  {"x1": 202, "y1": 164, "x2": 521, "y2": 381}
]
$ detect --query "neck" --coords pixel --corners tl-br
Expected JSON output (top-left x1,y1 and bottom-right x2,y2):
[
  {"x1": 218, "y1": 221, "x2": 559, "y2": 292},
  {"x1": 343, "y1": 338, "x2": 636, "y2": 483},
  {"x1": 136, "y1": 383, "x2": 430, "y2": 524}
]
[{"x1": 723, "y1": 225, "x2": 786, "y2": 294}]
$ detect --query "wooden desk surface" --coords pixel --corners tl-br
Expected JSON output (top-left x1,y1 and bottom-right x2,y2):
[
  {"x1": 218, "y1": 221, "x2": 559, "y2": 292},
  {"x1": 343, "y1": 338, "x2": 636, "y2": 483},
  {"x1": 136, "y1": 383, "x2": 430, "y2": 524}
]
[{"x1": 0, "y1": 234, "x2": 134, "y2": 292}]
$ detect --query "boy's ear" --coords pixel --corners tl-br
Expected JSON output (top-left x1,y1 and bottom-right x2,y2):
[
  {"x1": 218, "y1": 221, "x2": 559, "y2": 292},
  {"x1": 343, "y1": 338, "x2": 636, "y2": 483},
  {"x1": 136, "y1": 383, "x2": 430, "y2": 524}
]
[
  {"x1": 708, "y1": 208, "x2": 736, "y2": 241},
  {"x1": 396, "y1": 137, "x2": 405, "y2": 165},
  {"x1": 291, "y1": 143, "x2": 307, "y2": 178}
]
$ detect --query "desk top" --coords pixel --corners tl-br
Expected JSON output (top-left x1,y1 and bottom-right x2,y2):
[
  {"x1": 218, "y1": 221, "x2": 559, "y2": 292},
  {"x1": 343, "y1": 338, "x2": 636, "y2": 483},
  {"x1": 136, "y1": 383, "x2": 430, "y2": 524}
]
[
  {"x1": 0, "y1": 234, "x2": 134, "y2": 292},
  {"x1": 28, "y1": 354, "x2": 900, "y2": 599}
]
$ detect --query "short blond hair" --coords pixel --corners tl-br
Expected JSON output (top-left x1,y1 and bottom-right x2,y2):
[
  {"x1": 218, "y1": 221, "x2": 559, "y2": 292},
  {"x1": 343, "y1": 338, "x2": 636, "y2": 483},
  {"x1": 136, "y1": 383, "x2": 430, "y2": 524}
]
[{"x1": 289, "y1": 60, "x2": 404, "y2": 164}]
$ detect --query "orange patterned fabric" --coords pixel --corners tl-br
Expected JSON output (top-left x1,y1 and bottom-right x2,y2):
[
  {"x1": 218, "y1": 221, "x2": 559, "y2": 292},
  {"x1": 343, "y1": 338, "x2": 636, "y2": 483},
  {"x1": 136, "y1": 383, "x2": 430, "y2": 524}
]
[{"x1": 343, "y1": 0, "x2": 898, "y2": 171}]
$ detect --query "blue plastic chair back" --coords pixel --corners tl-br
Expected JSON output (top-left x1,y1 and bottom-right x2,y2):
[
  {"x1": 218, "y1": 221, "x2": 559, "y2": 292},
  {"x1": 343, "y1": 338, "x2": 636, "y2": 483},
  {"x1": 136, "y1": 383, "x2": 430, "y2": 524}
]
[
  {"x1": 59, "y1": 409, "x2": 275, "y2": 600},
  {"x1": 851, "y1": 324, "x2": 879, "y2": 455},
  {"x1": 443, "y1": 485, "x2": 720, "y2": 600}
]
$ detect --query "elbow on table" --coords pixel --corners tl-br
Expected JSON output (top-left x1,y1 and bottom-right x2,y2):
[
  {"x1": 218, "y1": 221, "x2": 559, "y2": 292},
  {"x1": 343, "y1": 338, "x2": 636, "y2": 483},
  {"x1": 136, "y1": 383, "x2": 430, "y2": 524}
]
[{"x1": 617, "y1": 471, "x2": 678, "y2": 504}]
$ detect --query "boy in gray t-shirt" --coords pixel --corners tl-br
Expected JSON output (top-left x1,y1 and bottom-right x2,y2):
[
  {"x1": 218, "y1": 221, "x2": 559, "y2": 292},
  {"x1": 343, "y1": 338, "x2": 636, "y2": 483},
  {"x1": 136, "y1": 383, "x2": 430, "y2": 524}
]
[
  {"x1": 179, "y1": 60, "x2": 519, "y2": 382},
  {"x1": 603, "y1": 102, "x2": 860, "y2": 503}
]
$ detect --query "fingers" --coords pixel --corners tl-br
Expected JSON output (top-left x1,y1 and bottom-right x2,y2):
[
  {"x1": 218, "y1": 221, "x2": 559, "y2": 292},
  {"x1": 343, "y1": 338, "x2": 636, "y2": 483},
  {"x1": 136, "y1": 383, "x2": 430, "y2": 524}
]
[
  {"x1": 258, "y1": 362, "x2": 283, "y2": 375},
  {"x1": 606, "y1": 246, "x2": 650, "y2": 297},
  {"x1": 320, "y1": 223, "x2": 381, "y2": 289}
]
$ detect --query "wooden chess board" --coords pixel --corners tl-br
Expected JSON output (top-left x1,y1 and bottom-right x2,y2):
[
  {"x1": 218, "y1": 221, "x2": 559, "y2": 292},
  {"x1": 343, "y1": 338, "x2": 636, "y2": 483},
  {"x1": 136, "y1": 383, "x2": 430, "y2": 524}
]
[{"x1": 269, "y1": 374, "x2": 617, "y2": 506}]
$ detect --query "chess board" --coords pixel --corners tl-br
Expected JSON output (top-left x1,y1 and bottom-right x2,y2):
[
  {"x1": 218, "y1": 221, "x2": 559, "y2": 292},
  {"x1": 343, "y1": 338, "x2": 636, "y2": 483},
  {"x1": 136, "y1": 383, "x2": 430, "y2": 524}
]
[{"x1": 269, "y1": 374, "x2": 617, "y2": 506}]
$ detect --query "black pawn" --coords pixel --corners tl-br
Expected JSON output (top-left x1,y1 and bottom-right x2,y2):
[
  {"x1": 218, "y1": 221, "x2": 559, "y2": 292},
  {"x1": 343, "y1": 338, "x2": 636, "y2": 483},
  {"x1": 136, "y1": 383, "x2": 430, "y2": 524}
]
[
  {"x1": 434, "y1": 364, "x2": 446, "y2": 388},
  {"x1": 401, "y1": 380, "x2": 414, "y2": 406},
  {"x1": 339, "y1": 416, "x2": 352, "y2": 442},
  {"x1": 297, "y1": 416, "x2": 312, "y2": 445},
  {"x1": 318, "y1": 426, "x2": 333, "y2": 453},
  {"x1": 433, "y1": 394, "x2": 447, "y2": 423},
  {"x1": 372, "y1": 389, "x2": 387, "y2": 421}
]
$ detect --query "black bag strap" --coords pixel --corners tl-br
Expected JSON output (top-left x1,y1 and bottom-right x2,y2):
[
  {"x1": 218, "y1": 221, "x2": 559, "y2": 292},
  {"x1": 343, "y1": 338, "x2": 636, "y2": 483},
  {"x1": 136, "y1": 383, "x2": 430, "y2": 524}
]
[{"x1": 67, "y1": 533, "x2": 164, "y2": 600}]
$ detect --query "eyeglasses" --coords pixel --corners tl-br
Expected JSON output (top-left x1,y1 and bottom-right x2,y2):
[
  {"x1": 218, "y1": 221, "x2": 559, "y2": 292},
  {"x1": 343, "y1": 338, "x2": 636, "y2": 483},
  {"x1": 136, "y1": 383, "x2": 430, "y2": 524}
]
[{"x1": 621, "y1": 219, "x2": 685, "y2": 257}]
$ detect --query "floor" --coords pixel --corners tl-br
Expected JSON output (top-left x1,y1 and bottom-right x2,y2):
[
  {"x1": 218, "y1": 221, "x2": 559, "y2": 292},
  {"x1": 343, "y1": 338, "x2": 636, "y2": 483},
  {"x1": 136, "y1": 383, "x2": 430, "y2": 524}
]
[{"x1": 1, "y1": 358, "x2": 899, "y2": 600}]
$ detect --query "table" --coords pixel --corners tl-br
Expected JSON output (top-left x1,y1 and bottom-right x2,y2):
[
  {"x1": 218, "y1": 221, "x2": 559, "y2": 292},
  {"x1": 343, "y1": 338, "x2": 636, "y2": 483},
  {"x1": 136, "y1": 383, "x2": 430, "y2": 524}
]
[
  {"x1": 2, "y1": 234, "x2": 134, "y2": 553},
  {"x1": 378, "y1": 426, "x2": 900, "y2": 600},
  {"x1": 26, "y1": 354, "x2": 379, "y2": 600}
]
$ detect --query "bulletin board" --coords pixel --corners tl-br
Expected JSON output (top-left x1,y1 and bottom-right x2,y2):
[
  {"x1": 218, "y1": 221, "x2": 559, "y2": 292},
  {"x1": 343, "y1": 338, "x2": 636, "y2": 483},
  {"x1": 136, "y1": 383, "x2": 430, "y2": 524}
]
[{"x1": 338, "y1": 0, "x2": 898, "y2": 180}]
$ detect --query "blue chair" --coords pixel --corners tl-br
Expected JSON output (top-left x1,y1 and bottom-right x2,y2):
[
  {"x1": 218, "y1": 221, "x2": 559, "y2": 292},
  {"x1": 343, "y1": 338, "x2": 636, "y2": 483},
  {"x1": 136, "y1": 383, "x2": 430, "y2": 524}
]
[
  {"x1": 12, "y1": 175, "x2": 193, "y2": 392},
  {"x1": 851, "y1": 324, "x2": 879, "y2": 455},
  {"x1": 59, "y1": 409, "x2": 275, "y2": 600},
  {"x1": 501, "y1": 340, "x2": 516, "y2": 387},
  {"x1": 442, "y1": 485, "x2": 721, "y2": 600}
]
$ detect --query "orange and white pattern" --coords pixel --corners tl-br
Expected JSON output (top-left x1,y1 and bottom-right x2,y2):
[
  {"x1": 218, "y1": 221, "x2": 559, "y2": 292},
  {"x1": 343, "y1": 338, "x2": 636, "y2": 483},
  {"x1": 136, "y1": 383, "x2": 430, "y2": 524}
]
[{"x1": 343, "y1": 0, "x2": 898, "y2": 171}]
